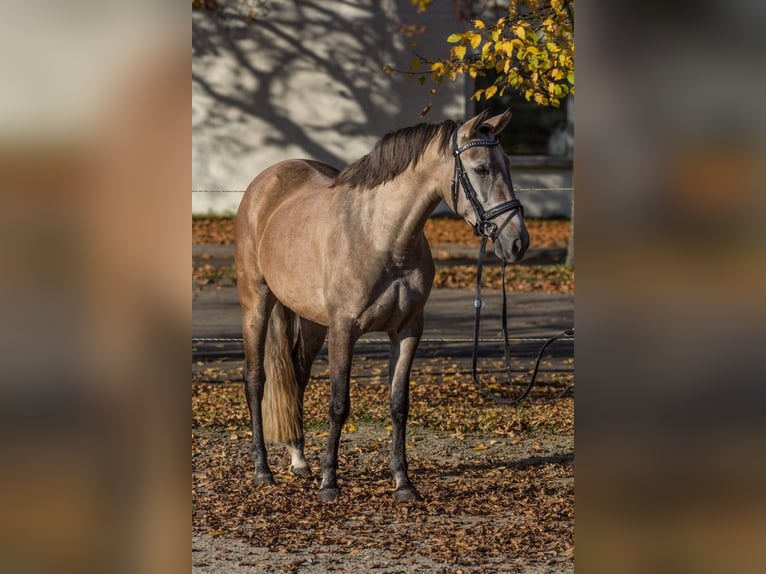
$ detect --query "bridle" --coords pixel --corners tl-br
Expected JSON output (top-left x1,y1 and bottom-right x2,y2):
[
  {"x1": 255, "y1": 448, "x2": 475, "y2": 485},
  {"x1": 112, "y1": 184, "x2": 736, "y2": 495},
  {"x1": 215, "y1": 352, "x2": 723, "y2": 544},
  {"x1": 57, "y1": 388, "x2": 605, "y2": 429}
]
[
  {"x1": 451, "y1": 128, "x2": 574, "y2": 405},
  {"x1": 450, "y1": 129, "x2": 524, "y2": 240}
]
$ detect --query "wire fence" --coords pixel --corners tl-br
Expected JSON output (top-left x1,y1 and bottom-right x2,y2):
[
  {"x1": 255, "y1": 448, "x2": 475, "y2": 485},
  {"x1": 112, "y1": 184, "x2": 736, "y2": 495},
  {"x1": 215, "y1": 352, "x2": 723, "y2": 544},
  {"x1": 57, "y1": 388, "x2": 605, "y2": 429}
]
[
  {"x1": 192, "y1": 336, "x2": 573, "y2": 344},
  {"x1": 192, "y1": 188, "x2": 573, "y2": 193},
  {"x1": 191, "y1": 335, "x2": 576, "y2": 383}
]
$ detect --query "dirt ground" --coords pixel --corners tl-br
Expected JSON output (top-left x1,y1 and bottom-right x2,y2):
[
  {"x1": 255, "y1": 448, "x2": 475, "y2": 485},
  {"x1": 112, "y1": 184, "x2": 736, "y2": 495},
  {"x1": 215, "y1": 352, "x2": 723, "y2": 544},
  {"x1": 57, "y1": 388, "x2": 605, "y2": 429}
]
[
  {"x1": 192, "y1": 215, "x2": 574, "y2": 572},
  {"x1": 193, "y1": 425, "x2": 573, "y2": 573},
  {"x1": 193, "y1": 372, "x2": 574, "y2": 573}
]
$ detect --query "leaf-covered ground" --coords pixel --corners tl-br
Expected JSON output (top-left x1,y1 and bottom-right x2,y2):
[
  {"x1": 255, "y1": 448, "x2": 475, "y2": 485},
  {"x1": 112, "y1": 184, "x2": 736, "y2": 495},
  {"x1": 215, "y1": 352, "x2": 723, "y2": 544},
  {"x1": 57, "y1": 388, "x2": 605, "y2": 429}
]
[
  {"x1": 192, "y1": 261, "x2": 573, "y2": 295},
  {"x1": 192, "y1": 215, "x2": 573, "y2": 572},
  {"x1": 432, "y1": 264, "x2": 573, "y2": 293},
  {"x1": 193, "y1": 216, "x2": 570, "y2": 249},
  {"x1": 192, "y1": 361, "x2": 574, "y2": 573}
]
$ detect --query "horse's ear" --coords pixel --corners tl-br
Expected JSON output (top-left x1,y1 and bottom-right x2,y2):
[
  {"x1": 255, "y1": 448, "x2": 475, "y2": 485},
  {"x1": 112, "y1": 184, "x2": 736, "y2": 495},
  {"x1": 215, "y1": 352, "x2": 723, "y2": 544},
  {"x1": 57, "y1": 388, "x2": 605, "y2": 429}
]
[
  {"x1": 461, "y1": 108, "x2": 494, "y2": 138},
  {"x1": 483, "y1": 108, "x2": 513, "y2": 135}
]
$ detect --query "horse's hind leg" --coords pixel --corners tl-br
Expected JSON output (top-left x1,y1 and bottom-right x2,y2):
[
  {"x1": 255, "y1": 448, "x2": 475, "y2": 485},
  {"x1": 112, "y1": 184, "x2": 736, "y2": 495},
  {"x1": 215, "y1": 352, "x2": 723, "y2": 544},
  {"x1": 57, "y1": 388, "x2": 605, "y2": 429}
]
[
  {"x1": 241, "y1": 283, "x2": 277, "y2": 485},
  {"x1": 388, "y1": 312, "x2": 424, "y2": 502},
  {"x1": 286, "y1": 317, "x2": 327, "y2": 477}
]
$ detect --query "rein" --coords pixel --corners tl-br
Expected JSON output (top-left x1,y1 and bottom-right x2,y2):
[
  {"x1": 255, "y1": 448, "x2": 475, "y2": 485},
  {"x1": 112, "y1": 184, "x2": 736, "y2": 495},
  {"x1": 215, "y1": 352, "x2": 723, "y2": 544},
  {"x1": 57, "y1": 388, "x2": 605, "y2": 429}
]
[{"x1": 451, "y1": 130, "x2": 574, "y2": 405}]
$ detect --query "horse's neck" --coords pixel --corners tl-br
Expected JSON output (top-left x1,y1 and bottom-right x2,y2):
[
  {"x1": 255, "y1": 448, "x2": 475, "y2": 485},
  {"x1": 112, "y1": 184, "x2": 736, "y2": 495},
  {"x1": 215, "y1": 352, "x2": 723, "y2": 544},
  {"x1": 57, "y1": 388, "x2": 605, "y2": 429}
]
[{"x1": 365, "y1": 154, "x2": 450, "y2": 258}]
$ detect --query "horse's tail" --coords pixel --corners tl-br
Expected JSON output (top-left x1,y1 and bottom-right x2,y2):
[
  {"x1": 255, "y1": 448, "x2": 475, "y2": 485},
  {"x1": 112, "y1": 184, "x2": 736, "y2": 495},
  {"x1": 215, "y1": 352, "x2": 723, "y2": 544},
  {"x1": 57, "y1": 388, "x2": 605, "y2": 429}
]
[{"x1": 262, "y1": 301, "x2": 302, "y2": 444}]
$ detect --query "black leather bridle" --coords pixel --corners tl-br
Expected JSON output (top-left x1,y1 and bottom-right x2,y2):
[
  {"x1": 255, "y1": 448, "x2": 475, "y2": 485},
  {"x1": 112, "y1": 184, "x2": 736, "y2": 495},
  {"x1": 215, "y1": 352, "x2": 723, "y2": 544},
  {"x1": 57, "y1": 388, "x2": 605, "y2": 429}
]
[
  {"x1": 450, "y1": 129, "x2": 524, "y2": 240},
  {"x1": 451, "y1": 128, "x2": 573, "y2": 405}
]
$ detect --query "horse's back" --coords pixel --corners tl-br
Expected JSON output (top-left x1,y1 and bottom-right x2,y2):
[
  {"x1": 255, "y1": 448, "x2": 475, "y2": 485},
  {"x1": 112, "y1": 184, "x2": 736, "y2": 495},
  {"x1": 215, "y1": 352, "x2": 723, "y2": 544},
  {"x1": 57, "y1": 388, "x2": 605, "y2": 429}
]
[
  {"x1": 238, "y1": 159, "x2": 338, "y2": 224},
  {"x1": 236, "y1": 159, "x2": 338, "y2": 250}
]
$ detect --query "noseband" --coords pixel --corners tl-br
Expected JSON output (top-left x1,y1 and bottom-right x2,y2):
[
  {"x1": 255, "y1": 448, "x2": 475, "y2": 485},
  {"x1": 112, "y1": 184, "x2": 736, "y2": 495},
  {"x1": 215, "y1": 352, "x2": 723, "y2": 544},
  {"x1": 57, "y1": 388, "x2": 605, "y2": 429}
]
[{"x1": 450, "y1": 129, "x2": 524, "y2": 239}]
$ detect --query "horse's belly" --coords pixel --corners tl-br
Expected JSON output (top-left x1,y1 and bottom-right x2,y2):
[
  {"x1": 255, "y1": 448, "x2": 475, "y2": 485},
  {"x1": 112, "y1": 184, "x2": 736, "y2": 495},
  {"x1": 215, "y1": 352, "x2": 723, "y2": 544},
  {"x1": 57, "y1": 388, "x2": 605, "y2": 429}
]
[
  {"x1": 270, "y1": 279, "x2": 329, "y2": 326},
  {"x1": 358, "y1": 273, "x2": 432, "y2": 333}
]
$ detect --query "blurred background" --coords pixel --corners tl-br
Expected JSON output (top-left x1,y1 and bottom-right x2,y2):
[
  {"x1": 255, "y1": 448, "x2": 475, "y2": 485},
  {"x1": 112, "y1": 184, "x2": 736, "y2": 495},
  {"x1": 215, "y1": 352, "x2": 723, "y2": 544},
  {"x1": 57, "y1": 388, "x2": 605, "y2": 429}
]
[
  {"x1": 576, "y1": 1, "x2": 766, "y2": 572},
  {"x1": 0, "y1": 2, "x2": 189, "y2": 573}
]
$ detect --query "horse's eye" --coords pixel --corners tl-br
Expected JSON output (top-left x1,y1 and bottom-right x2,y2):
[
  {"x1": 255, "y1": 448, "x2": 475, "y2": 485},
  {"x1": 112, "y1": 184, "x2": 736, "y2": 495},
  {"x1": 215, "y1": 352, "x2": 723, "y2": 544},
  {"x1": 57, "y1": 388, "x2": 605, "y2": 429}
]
[{"x1": 474, "y1": 165, "x2": 490, "y2": 177}]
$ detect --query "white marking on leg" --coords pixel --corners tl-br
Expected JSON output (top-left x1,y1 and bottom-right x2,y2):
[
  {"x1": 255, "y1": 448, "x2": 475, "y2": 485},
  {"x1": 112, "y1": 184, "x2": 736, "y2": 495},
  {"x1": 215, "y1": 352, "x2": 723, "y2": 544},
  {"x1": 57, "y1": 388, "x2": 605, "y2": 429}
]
[{"x1": 287, "y1": 442, "x2": 309, "y2": 474}]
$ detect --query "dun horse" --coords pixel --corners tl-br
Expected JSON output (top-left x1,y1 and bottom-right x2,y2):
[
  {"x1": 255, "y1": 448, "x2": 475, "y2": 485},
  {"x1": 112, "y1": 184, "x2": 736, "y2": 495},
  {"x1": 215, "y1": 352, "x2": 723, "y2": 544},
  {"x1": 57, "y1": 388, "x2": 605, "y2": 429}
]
[{"x1": 235, "y1": 110, "x2": 529, "y2": 502}]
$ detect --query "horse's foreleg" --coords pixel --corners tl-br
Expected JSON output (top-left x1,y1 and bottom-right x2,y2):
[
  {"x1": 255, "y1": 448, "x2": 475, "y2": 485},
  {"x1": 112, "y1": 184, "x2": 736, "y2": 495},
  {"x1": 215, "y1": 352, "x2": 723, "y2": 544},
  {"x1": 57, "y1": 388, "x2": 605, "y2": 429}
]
[
  {"x1": 241, "y1": 289, "x2": 276, "y2": 486},
  {"x1": 318, "y1": 321, "x2": 357, "y2": 502},
  {"x1": 286, "y1": 317, "x2": 327, "y2": 477},
  {"x1": 388, "y1": 313, "x2": 424, "y2": 502}
]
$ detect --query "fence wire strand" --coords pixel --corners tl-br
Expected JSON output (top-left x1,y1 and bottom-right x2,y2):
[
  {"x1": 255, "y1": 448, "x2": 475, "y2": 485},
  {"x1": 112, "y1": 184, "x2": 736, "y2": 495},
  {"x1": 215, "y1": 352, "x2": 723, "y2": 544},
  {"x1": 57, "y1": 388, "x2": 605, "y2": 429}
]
[
  {"x1": 192, "y1": 336, "x2": 574, "y2": 345},
  {"x1": 192, "y1": 188, "x2": 573, "y2": 193}
]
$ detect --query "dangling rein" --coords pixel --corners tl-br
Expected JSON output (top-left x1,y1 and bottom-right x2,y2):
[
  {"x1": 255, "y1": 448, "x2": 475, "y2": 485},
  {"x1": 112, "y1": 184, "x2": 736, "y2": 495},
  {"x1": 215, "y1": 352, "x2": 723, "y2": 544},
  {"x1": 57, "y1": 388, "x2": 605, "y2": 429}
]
[
  {"x1": 473, "y1": 235, "x2": 574, "y2": 405},
  {"x1": 451, "y1": 130, "x2": 574, "y2": 405}
]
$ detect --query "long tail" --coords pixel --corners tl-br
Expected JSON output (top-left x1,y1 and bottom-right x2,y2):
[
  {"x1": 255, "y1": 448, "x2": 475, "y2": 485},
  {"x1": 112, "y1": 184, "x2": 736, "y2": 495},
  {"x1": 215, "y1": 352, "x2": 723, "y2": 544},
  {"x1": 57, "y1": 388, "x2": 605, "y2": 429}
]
[{"x1": 262, "y1": 301, "x2": 302, "y2": 444}]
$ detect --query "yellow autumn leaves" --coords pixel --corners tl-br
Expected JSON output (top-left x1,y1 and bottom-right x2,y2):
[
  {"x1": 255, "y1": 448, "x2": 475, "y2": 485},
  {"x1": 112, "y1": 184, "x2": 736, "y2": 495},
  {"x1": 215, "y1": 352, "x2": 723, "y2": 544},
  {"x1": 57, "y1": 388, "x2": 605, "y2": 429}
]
[
  {"x1": 314, "y1": 422, "x2": 357, "y2": 438},
  {"x1": 409, "y1": 1, "x2": 575, "y2": 108}
]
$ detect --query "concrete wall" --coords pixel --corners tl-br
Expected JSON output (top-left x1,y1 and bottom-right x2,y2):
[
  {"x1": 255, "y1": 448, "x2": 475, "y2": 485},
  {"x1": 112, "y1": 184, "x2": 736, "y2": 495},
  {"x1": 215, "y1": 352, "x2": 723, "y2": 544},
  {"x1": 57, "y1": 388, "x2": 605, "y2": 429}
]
[
  {"x1": 193, "y1": 1, "x2": 466, "y2": 191},
  {"x1": 192, "y1": 0, "x2": 572, "y2": 218}
]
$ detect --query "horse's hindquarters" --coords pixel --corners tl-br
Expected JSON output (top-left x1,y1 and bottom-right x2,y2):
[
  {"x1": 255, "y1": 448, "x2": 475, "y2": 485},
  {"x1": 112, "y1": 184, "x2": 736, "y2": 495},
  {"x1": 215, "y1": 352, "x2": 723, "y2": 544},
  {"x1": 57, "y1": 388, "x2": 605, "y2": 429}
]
[{"x1": 250, "y1": 163, "x2": 340, "y2": 326}]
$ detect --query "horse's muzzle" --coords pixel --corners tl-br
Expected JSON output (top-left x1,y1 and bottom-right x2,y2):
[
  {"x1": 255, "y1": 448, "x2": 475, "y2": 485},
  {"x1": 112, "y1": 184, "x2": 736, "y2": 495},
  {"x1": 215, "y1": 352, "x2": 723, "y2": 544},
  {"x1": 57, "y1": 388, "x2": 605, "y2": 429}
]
[
  {"x1": 495, "y1": 230, "x2": 528, "y2": 263},
  {"x1": 512, "y1": 236, "x2": 529, "y2": 260}
]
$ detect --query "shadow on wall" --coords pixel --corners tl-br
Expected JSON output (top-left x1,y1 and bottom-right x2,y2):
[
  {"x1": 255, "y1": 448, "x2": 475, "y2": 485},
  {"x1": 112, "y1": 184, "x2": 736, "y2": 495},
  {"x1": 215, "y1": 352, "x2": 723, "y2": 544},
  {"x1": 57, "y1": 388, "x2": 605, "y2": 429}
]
[{"x1": 192, "y1": 0, "x2": 466, "y2": 191}]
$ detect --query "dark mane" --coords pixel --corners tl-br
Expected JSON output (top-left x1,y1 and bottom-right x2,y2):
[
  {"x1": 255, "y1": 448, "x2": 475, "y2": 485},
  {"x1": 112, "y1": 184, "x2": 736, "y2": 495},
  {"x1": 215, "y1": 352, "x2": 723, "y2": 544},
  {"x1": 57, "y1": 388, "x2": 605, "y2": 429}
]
[{"x1": 335, "y1": 120, "x2": 457, "y2": 190}]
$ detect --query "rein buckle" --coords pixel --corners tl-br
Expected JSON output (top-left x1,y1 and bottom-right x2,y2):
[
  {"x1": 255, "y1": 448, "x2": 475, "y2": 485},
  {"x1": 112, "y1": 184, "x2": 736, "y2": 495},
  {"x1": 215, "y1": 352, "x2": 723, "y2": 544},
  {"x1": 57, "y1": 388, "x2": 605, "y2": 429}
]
[{"x1": 475, "y1": 221, "x2": 498, "y2": 239}]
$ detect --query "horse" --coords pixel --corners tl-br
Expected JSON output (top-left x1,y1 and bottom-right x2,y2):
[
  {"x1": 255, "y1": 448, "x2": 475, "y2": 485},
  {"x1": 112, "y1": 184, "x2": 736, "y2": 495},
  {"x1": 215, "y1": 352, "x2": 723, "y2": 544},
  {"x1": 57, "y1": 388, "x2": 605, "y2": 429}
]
[{"x1": 235, "y1": 109, "x2": 529, "y2": 502}]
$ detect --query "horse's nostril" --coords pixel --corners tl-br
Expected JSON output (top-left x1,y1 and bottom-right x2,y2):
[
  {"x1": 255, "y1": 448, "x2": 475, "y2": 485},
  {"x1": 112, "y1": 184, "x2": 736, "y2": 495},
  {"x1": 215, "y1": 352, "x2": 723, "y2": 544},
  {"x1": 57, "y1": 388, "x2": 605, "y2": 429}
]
[{"x1": 512, "y1": 238, "x2": 521, "y2": 255}]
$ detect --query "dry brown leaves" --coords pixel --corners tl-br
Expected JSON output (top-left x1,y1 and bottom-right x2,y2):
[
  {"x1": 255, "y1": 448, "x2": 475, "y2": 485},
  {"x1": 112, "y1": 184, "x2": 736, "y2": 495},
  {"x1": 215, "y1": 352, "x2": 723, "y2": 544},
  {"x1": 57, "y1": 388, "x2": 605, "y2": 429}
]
[
  {"x1": 192, "y1": 262, "x2": 573, "y2": 294},
  {"x1": 435, "y1": 264, "x2": 573, "y2": 294},
  {"x1": 192, "y1": 216, "x2": 571, "y2": 249},
  {"x1": 193, "y1": 363, "x2": 574, "y2": 436},
  {"x1": 193, "y1": 217, "x2": 236, "y2": 245},
  {"x1": 192, "y1": 263, "x2": 237, "y2": 289},
  {"x1": 424, "y1": 217, "x2": 570, "y2": 249},
  {"x1": 193, "y1": 368, "x2": 573, "y2": 570}
]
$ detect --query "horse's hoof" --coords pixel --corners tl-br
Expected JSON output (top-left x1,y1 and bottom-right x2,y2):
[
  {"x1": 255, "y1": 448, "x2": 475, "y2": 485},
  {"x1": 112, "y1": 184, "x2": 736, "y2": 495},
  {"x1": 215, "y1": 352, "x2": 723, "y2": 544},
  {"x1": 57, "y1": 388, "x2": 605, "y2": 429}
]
[
  {"x1": 393, "y1": 487, "x2": 422, "y2": 502},
  {"x1": 317, "y1": 487, "x2": 340, "y2": 502},
  {"x1": 290, "y1": 465, "x2": 312, "y2": 478},
  {"x1": 253, "y1": 472, "x2": 276, "y2": 486}
]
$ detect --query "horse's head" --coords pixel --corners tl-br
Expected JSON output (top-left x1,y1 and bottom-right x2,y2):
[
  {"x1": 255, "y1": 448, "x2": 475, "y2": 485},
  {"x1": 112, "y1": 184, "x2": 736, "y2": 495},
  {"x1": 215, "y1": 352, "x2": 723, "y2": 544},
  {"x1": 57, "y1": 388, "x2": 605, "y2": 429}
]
[{"x1": 449, "y1": 109, "x2": 529, "y2": 263}]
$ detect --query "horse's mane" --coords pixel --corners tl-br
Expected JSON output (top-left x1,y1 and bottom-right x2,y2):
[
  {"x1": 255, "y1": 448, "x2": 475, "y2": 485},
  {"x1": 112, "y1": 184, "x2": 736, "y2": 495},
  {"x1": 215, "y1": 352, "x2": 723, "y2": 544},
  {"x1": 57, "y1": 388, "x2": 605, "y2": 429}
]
[{"x1": 335, "y1": 120, "x2": 457, "y2": 190}]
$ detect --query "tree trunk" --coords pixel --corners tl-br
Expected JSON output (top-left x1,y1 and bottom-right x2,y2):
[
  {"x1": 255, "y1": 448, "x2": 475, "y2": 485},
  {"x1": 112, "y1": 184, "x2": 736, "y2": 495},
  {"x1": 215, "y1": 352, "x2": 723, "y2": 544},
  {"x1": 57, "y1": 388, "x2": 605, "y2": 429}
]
[
  {"x1": 565, "y1": 196, "x2": 574, "y2": 268},
  {"x1": 564, "y1": 1, "x2": 574, "y2": 269}
]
